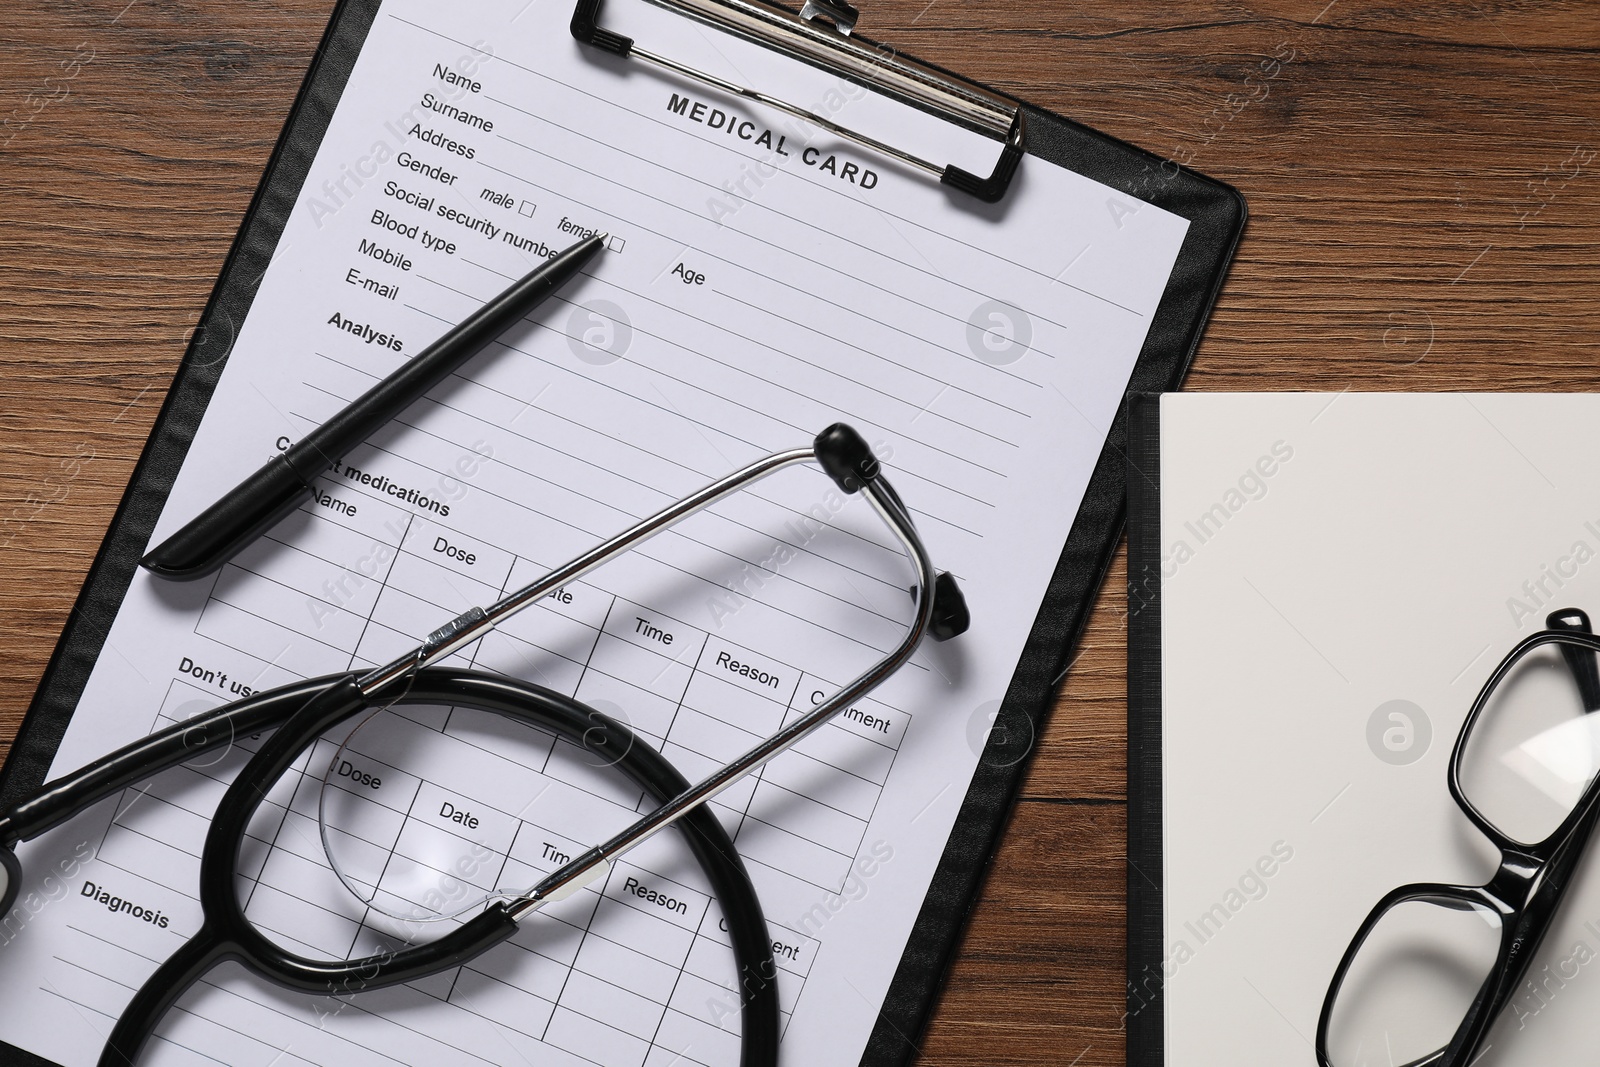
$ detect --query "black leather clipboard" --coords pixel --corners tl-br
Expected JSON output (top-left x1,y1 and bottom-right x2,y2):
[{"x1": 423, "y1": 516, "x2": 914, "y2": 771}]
[{"x1": 0, "y1": 3, "x2": 1245, "y2": 1064}]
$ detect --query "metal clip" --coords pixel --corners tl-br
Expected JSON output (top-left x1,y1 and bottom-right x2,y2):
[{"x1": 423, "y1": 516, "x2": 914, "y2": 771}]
[
  {"x1": 570, "y1": 0, "x2": 1026, "y2": 202},
  {"x1": 421, "y1": 606, "x2": 489, "y2": 664},
  {"x1": 799, "y1": 0, "x2": 857, "y2": 35}
]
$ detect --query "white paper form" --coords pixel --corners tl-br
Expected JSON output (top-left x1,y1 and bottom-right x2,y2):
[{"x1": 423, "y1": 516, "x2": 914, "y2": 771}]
[{"x1": 0, "y1": 1, "x2": 1188, "y2": 1064}]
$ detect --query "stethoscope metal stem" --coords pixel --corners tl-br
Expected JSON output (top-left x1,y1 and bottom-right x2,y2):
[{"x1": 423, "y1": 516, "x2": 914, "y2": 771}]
[
  {"x1": 341, "y1": 430, "x2": 939, "y2": 925},
  {"x1": 508, "y1": 476, "x2": 934, "y2": 918},
  {"x1": 355, "y1": 447, "x2": 816, "y2": 698}
]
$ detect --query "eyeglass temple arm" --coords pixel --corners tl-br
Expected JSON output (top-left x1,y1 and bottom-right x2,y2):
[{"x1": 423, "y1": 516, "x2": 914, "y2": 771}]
[
  {"x1": 1549, "y1": 608, "x2": 1600, "y2": 711},
  {"x1": 1460, "y1": 607, "x2": 1600, "y2": 1048},
  {"x1": 1468, "y1": 799, "x2": 1600, "y2": 1058}
]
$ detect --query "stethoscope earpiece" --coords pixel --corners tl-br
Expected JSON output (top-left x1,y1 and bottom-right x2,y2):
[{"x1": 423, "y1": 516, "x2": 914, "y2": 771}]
[{"x1": 0, "y1": 845, "x2": 20, "y2": 919}]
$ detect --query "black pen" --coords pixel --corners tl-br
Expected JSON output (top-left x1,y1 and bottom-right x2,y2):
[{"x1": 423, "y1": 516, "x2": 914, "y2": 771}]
[{"x1": 141, "y1": 232, "x2": 606, "y2": 580}]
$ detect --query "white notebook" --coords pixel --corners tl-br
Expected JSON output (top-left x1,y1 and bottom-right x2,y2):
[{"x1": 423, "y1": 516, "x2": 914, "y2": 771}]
[{"x1": 1128, "y1": 392, "x2": 1600, "y2": 1066}]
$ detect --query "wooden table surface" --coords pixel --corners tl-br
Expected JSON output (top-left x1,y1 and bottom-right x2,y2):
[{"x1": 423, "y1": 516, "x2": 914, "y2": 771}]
[{"x1": 2, "y1": 1, "x2": 1597, "y2": 1063}]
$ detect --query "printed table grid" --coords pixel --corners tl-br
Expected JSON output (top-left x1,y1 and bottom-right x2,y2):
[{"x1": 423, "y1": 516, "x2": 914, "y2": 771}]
[
  {"x1": 80, "y1": 679, "x2": 810, "y2": 1067},
  {"x1": 77, "y1": 483, "x2": 909, "y2": 1064},
  {"x1": 190, "y1": 483, "x2": 910, "y2": 899}
]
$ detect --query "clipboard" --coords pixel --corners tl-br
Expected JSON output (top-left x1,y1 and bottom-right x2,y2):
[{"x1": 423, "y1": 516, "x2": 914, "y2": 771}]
[{"x1": 0, "y1": 2, "x2": 1245, "y2": 1064}]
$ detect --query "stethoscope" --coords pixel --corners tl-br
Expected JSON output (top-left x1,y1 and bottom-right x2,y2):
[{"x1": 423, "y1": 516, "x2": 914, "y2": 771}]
[{"x1": 0, "y1": 423, "x2": 968, "y2": 1066}]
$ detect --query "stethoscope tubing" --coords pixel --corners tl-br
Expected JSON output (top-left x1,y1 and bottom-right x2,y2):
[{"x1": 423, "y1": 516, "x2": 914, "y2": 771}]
[
  {"x1": 0, "y1": 669, "x2": 779, "y2": 1067},
  {"x1": 0, "y1": 675, "x2": 334, "y2": 849}
]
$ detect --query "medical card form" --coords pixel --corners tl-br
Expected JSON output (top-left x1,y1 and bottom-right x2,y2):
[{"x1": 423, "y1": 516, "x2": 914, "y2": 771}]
[{"x1": 0, "y1": 1, "x2": 1191, "y2": 1064}]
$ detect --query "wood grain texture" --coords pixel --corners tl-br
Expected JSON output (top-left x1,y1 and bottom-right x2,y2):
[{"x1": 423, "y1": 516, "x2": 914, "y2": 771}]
[{"x1": 2, "y1": 1, "x2": 1598, "y2": 1064}]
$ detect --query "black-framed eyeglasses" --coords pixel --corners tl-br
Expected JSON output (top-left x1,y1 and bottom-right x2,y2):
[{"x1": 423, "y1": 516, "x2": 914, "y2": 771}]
[{"x1": 1318, "y1": 608, "x2": 1600, "y2": 1067}]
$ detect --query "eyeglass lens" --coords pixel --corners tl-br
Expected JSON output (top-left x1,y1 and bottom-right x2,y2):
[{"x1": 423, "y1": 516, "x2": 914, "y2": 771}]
[
  {"x1": 1324, "y1": 897, "x2": 1502, "y2": 1067},
  {"x1": 1458, "y1": 637, "x2": 1600, "y2": 847}
]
